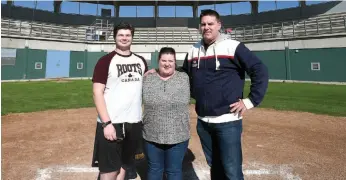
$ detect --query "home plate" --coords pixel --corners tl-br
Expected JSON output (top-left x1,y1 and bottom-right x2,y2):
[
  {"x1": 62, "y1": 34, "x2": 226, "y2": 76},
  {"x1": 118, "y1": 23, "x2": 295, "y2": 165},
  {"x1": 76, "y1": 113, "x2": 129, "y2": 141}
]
[{"x1": 35, "y1": 162, "x2": 301, "y2": 180}]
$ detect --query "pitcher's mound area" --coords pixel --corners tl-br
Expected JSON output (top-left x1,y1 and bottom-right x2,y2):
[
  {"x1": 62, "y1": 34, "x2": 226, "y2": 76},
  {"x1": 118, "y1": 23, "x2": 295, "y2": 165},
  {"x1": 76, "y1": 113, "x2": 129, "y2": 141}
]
[{"x1": 2, "y1": 105, "x2": 346, "y2": 180}]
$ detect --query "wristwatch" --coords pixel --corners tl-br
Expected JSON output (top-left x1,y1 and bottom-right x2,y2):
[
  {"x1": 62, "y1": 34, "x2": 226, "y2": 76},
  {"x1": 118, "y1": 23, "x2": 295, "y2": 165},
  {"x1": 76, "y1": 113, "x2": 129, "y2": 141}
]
[{"x1": 102, "y1": 121, "x2": 112, "y2": 128}]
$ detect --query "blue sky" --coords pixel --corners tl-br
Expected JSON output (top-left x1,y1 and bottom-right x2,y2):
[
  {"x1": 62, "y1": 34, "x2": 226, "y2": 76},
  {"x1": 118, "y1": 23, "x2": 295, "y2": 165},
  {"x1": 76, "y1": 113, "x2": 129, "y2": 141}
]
[{"x1": 2, "y1": 1, "x2": 325, "y2": 17}]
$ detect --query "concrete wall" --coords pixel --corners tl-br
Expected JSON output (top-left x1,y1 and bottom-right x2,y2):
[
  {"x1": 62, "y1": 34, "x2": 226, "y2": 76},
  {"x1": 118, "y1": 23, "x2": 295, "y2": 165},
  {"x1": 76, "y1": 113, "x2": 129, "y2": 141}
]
[
  {"x1": 1, "y1": 37, "x2": 195, "y2": 53},
  {"x1": 3, "y1": 36, "x2": 346, "y2": 53},
  {"x1": 246, "y1": 36, "x2": 346, "y2": 51}
]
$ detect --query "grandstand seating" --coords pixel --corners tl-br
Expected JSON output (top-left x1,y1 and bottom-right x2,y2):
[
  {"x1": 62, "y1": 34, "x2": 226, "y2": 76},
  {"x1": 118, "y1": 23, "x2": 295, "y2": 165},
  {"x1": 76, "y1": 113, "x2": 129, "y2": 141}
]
[
  {"x1": 2, "y1": 12, "x2": 346, "y2": 43},
  {"x1": 1, "y1": 18, "x2": 88, "y2": 41},
  {"x1": 228, "y1": 12, "x2": 346, "y2": 41},
  {"x1": 282, "y1": 12, "x2": 346, "y2": 37}
]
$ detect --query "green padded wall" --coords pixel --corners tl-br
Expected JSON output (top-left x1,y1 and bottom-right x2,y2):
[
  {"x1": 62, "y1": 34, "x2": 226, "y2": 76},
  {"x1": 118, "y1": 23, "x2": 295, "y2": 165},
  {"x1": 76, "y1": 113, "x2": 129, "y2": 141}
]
[
  {"x1": 1, "y1": 48, "x2": 27, "y2": 80},
  {"x1": 86, "y1": 52, "x2": 107, "y2": 77},
  {"x1": 289, "y1": 48, "x2": 346, "y2": 82},
  {"x1": 70, "y1": 51, "x2": 87, "y2": 77},
  {"x1": 254, "y1": 50, "x2": 287, "y2": 80},
  {"x1": 26, "y1": 49, "x2": 47, "y2": 79}
]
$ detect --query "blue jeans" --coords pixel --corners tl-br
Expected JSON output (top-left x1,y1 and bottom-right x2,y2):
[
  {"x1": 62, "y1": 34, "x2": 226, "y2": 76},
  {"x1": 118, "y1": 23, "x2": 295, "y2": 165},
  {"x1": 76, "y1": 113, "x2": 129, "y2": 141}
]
[
  {"x1": 197, "y1": 119, "x2": 244, "y2": 180},
  {"x1": 144, "y1": 140, "x2": 189, "y2": 180}
]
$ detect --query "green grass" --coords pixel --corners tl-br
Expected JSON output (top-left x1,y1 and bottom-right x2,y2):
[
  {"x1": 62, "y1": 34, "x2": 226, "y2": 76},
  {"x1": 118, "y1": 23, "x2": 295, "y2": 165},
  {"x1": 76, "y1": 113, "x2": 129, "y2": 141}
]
[
  {"x1": 1, "y1": 80, "x2": 94, "y2": 115},
  {"x1": 2, "y1": 80, "x2": 346, "y2": 116},
  {"x1": 244, "y1": 82, "x2": 346, "y2": 116}
]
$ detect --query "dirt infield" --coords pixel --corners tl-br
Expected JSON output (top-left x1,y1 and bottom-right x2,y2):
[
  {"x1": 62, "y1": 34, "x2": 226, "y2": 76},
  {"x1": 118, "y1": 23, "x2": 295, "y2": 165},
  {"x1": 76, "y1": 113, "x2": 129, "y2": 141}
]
[{"x1": 2, "y1": 105, "x2": 346, "y2": 180}]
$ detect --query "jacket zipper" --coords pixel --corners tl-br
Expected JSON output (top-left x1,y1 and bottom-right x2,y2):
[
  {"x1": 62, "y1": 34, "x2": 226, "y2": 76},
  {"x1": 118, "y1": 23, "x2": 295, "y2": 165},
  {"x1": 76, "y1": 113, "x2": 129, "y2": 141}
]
[{"x1": 203, "y1": 47, "x2": 208, "y2": 113}]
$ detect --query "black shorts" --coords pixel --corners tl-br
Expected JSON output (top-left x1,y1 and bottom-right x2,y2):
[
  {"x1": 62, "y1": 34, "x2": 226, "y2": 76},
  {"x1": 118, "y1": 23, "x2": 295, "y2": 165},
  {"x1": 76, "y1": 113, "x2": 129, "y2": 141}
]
[{"x1": 91, "y1": 122, "x2": 143, "y2": 173}]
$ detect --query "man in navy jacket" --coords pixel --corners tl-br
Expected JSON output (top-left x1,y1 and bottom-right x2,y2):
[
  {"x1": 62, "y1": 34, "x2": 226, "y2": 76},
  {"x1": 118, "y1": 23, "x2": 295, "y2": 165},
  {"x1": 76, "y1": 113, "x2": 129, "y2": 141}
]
[{"x1": 182, "y1": 9, "x2": 269, "y2": 180}]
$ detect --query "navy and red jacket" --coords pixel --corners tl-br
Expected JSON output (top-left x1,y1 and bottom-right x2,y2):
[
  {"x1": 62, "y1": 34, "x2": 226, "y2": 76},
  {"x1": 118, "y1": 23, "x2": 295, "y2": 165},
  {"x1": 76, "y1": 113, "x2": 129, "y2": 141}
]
[{"x1": 182, "y1": 34, "x2": 269, "y2": 118}]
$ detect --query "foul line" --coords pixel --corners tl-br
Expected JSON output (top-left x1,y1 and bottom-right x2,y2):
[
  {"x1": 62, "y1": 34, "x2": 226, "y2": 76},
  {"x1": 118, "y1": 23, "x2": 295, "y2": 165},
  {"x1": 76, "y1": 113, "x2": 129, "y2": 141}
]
[
  {"x1": 36, "y1": 162, "x2": 301, "y2": 180},
  {"x1": 36, "y1": 166, "x2": 98, "y2": 180}
]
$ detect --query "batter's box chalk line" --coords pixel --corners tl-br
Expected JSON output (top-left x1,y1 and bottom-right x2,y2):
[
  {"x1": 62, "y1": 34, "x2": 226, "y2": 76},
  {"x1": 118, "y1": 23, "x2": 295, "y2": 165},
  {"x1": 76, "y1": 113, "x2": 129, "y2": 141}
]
[
  {"x1": 35, "y1": 162, "x2": 301, "y2": 180},
  {"x1": 244, "y1": 161, "x2": 302, "y2": 180},
  {"x1": 183, "y1": 161, "x2": 301, "y2": 180},
  {"x1": 36, "y1": 165, "x2": 99, "y2": 180}
]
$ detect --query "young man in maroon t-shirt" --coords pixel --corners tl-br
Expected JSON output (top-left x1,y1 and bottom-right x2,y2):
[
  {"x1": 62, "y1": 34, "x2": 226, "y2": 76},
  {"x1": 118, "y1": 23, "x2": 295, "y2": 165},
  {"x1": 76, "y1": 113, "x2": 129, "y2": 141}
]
[{"x1": 91, "y1": 22, "x2": 148, "y2": 180}]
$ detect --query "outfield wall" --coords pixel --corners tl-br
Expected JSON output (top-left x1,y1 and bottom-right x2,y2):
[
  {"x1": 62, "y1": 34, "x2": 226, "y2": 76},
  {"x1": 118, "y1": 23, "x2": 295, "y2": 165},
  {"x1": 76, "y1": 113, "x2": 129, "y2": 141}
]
[{"x1": 1, "y1": 36, "x2": 346, "y2": 82}]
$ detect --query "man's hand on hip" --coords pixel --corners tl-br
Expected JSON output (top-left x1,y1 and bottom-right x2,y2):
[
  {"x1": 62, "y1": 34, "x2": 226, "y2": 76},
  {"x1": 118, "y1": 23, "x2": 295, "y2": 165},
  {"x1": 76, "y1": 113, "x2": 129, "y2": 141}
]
[{"x1": 230, "y1": 99, "x2": 247, "y2": 117}]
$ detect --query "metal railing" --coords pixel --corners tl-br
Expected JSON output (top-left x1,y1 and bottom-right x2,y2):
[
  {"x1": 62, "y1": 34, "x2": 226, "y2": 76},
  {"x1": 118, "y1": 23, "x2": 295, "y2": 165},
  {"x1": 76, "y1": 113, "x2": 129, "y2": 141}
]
[
  {"x1": 85, "y1": 19, "x2": 113, "y2": 41},
  {"x1": 1, "y1": 12, "x2": 346, "y2": 43},
  {"x1": 228, "y1": 12, "x2": 346, "y2": 41},
  {"x1": 1, "y1": 18, "x2": 88, "y2": 41}
]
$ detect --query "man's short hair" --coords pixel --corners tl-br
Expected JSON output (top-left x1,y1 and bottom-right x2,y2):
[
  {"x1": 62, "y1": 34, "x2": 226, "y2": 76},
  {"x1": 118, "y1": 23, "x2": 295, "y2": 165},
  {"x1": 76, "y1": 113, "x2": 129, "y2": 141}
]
[
  {"x1": 113, "y1": 22, "x2": 135, "y2": 39},
  {"x1": 199, "y1": 9, "x2": 220, "y2": 22}
]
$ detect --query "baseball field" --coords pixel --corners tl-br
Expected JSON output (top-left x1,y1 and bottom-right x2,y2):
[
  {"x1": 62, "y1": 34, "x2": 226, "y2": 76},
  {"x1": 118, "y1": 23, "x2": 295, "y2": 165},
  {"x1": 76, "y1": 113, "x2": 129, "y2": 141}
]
[{"x1": 2, "y1": 79, "x2": 346, "y2": 180}]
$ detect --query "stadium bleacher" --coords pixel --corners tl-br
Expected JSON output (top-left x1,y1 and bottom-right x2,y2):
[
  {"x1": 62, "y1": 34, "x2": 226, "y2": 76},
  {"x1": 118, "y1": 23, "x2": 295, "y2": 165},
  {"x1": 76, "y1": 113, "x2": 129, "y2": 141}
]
[
  {"x1": 227, "y1": 12, "x2": 346, "y2": 41},
  {"x1": 1, "y1": 18, "x2": 88, "y2": 41},
  {"x1": 2, "y1": 12, "x2": 346, "y2": 43}
]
